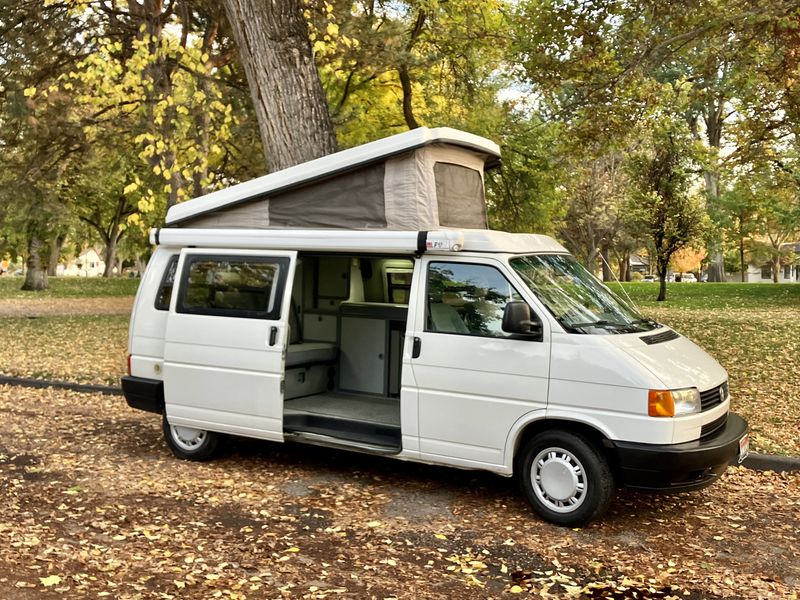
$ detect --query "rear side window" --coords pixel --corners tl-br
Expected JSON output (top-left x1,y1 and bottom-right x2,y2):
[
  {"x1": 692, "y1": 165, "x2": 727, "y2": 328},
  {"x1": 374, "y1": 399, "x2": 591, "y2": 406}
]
[
  {"x1": 176, "y1": 255, "x2": 289, "y2": 319},
  {"x1": 154, "y1": 256, "x2": 179, "y2": 311}
]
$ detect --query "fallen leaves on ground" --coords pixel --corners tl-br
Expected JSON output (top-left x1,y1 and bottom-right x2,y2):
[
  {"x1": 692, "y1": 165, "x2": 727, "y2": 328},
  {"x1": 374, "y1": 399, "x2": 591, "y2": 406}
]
[
  {"x1": 0, "y1": 385, "x2": 797, "y2": 599},
  {"x1": 0, "y1": 314, "x2": 129, "y2": 385},
  {"x1": 645, "y1": 307, "x2": 800, "y2": 456}
]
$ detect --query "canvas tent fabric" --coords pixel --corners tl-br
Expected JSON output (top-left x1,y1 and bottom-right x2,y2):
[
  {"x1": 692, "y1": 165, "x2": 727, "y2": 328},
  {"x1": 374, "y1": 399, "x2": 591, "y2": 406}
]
[{"x1": 167, "y1": 127, "x2": 499, "y2": 231}]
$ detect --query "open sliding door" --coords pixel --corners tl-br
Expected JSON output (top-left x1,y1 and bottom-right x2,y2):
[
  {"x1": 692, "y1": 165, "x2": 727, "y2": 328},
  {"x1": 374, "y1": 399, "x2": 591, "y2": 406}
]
[{"x1": 163, "y1": 249, "x2": 297, "y2": 441}]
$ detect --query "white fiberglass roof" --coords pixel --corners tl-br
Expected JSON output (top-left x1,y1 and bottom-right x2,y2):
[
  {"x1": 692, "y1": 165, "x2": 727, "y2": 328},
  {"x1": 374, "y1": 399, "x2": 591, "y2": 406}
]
[{"x1": 166, "y1": 127, "x2": 501, "y2": 226}]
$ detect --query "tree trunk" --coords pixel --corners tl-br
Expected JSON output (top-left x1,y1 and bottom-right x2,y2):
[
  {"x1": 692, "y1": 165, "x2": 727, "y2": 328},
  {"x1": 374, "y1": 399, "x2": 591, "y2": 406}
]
[
  {"x1": 398, "y1": 65, "x2": 420, "y2": 130},
  {"x1": 618, "y1": 249, "x2": 631, "y2": 281},
  {"x1": 103, "y1": 237, "x2": 118, "y2": 277},
  {"x1": 656, "y1": 258, "x2": 669, "y2": 302},
  {"x1": 772, "y1": 255, "x2": 780, "y2": 283},
  {"x1": 222, "y1": 0, "x2": 338, "y2": 172},
  {"x1": 600, "y1": 245, "x2": 612, "y2": 281},
  {"x1": 21, "y1": 234, "x2": 48, "y2": 291},
  {"x1": 47, "y1": 234, "x2": 65, "y2": 276},
  {"x1": 739, "y1": 237, "x2": 746, "y2": 283}
]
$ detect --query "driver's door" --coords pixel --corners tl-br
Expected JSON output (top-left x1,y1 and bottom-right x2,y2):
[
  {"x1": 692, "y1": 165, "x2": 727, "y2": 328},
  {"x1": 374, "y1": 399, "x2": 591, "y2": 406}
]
[
  {"x1": 409, "y1": 258, "x2": 550, "y2": 467},
  {"x1": 163, "y1": 249, "x2": 296, "y2": 441}
]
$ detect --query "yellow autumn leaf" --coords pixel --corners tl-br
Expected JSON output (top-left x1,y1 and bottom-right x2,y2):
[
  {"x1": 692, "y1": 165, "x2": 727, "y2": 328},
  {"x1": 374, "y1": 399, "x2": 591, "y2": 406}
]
[
  {"x1": 434, "y1": 533, "x2": 447, "y2": 540},
  {"x1": 509, "y1": 585, "x2": 524, "y2": 593},
  {"x1": 40, "y1": 575, "x2": 61, "y2": 587},
  {"x1": 23, "y1": 86, "x2": 36, "y2": 97}
]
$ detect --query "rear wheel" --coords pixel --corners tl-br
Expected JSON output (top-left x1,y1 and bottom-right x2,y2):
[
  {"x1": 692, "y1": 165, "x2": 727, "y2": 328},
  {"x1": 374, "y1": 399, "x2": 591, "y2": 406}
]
[
  {"x1": 162, "y1": 414, "x2": 220, "y2": 461},
  {"x1": 516, "y1": 430, "x2": 614, "y2": 527}
]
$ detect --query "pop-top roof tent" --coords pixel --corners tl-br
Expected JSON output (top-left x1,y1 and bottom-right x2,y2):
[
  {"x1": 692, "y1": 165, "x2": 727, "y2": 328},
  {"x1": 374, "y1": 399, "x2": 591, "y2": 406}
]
[{"x1": 165, "y1": 127, "x2": 501, "y2": 231}]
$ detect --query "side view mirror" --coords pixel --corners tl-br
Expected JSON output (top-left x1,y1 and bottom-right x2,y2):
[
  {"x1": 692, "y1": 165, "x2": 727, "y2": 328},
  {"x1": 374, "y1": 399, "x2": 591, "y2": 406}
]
[{"x1": 502, "y1": 302, "x2": 543, "y2": 338}]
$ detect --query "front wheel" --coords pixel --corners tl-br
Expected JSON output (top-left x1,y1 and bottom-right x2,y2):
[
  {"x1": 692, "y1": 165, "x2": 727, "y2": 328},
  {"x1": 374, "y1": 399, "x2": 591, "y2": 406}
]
[
  {"x1": 516, "y1": 430, "x2": 615, "y2": 527},
  {"x1": 162, "y1": 414, "x2": 220, "y2": 461}
]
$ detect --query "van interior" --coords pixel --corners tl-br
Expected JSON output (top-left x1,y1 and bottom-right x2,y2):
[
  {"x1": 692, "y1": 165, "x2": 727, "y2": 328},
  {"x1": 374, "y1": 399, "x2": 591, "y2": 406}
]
[{"x1": 283, "y1": 254, "x2": 414, "y2": 453}]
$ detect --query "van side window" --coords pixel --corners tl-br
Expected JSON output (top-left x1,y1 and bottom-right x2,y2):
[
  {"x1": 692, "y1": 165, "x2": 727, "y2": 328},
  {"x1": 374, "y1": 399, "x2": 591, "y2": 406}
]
[
  {"x1": 154, "y1": 256, "x2": 179, "y2": 311},
  {"x1": 426, "y1": 262, "x2": 522, "y2": 337},
  {"x1": 177, "y1": 256, "x2": 289, "y2": 319}
]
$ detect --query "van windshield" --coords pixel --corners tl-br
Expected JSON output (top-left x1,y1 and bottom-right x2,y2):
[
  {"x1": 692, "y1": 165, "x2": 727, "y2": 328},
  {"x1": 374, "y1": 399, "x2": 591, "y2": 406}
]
[{"x1": 509, "y1": 254, "x2": 659, "y2": 334}]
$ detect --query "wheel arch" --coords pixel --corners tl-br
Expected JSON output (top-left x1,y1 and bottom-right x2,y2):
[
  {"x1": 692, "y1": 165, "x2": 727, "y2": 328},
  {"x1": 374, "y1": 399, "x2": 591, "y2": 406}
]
[{"x1": 504, "y1": 412, "x2": 616, "y2": 475}]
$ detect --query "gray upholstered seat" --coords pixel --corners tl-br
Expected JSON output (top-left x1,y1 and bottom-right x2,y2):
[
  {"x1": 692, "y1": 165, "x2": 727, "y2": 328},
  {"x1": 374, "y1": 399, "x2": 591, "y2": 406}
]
[{"x1": 286, "y1": 342, "x2": 338, "y2": 367}]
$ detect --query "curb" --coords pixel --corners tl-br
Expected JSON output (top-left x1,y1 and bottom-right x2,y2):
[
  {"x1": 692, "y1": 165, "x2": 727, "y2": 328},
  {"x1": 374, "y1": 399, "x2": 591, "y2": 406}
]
[
  {"x1": 1, "y1": 375, "x2": 799, "y2": 472},
  {"x1": 741, "y1": 453, "x2": 800, "y2": 473},
  {"x1": 0, "y1": 375, "x2": 122, "y2": 396}
]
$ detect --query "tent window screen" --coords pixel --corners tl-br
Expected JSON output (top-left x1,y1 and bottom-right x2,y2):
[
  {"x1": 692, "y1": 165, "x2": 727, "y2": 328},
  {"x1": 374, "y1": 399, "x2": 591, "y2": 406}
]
[
  {"x1": 434, "y1": 163, "x2": 487, "y2": 228},
  {"x1": 269, "y1": 163, "x2": 387, "y2": 229}
]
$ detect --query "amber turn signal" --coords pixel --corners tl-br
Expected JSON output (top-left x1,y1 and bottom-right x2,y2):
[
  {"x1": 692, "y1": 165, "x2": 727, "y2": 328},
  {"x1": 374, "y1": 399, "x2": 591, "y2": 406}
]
[{"x1": 648, "y1": 389, "x2": 674, "y2": 417}]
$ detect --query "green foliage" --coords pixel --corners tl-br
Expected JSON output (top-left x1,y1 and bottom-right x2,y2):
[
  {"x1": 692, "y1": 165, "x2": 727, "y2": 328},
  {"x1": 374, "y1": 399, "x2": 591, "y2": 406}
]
[{"x1": 624, "y1": 105, "x2": 709, "y2": 299}]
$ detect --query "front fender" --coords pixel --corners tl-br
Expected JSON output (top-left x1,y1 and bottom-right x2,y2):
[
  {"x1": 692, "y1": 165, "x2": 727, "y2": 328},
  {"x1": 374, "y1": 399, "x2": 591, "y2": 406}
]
[{"x1": 502, "y1": 409, "x2": 617, "y2": 473}]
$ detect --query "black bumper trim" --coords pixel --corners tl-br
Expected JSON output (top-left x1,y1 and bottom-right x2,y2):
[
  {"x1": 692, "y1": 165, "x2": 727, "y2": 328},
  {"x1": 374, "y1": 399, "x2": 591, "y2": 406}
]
[
  {"x1": 610, "y1": 413, "x2": 749, "y2": 492},
  {"x1": 121, "y1": 376, "x2": 164, "y2": 414}
]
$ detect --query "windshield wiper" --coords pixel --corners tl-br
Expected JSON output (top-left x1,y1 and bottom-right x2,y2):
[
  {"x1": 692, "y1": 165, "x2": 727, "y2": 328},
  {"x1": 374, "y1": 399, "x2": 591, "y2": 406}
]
[
  {"x1": 631, "y1": 318, "x2": 660, "y2": 328},
  {"x1": 565, "y1": 320, "x2": 630, "y2": 331}
]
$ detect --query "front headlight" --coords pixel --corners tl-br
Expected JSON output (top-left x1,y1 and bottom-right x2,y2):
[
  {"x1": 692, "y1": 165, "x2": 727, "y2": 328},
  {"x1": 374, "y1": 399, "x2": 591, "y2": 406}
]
[
  {"x1": 648, "y1": 387, "x2": 700, "y2": 417},
  {"x1": 672, "y1": 388, "x2": 701, "y2": 415}
]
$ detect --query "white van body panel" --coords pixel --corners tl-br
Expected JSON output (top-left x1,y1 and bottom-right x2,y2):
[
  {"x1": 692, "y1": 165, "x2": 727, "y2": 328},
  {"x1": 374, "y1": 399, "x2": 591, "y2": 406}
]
[
  {"x1": 128, "y1": 248, "x2": 176, "y2": 381},
  {"x1": 612, "y1": 333, "x2": 728, "y2": 392},
  {"x1": 410, "y1": 255, "x2": 550, "y2": 469},
  {"x1": 163, "y1": 249, "x2": 297, "y2": 442}
]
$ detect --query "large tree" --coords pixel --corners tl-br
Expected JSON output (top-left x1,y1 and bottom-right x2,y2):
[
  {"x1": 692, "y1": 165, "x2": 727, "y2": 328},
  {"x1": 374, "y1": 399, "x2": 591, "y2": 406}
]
[
  {"x1": 626, "y1": 116, "x2": 707, "y2": 301},
  {"x1": 221, "y1": 0, "x2": 338, "y2": 171}
]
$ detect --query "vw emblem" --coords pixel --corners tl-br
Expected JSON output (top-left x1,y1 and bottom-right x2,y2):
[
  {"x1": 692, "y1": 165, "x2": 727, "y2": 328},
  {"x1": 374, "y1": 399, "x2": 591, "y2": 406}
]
[{"x1": 719, "y1": 387, "x2": 725, "y2": 403}]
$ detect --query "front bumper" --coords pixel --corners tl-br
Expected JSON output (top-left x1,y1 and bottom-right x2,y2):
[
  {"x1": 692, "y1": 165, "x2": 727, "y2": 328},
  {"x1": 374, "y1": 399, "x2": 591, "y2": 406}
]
[
  {"x1": 609, "y1": 412, "x2": 749, "y2": 492},
  {"x1": 121, "y1": 376, "x2": 164, "y2": 414}
]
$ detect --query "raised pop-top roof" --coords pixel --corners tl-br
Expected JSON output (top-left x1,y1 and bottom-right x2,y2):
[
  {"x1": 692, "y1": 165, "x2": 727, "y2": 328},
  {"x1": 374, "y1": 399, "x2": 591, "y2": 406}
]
[{"x1": 166, "y1": 127, "x2": 501, "y2": 228}]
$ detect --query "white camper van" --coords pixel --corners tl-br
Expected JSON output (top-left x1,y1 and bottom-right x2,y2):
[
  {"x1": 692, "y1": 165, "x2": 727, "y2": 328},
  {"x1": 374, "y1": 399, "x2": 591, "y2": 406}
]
[{"x1": 123, "y1": 128, "x2": 749, "y2": 526}]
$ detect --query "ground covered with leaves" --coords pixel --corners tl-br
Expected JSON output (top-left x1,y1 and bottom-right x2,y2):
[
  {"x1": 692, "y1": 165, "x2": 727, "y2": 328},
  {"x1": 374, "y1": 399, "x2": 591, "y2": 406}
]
[
  {"x1": 0, "y1": 385, "x2": 798, "y2": 599},
  {"x1": 0, "y1": 313, "x2": 129, "y2": 386}
]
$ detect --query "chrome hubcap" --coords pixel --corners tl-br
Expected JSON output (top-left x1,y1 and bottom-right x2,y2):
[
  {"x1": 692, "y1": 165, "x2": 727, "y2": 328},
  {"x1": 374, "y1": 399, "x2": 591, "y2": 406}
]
[
  {"x1": 171, "y1": 425, "x2": 207, "y2": 451},
  {"x1": 531, "y1": 447, "x2": 587, "y2": 513}
]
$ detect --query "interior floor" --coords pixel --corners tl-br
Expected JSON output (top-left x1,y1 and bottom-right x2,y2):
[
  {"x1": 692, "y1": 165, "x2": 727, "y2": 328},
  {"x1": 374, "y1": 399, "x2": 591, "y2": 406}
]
[
  {"x1": 283, "y1": 392, "x2": 401, "y2": 451},
  {"x1": 285, "y1": 392, "x2": 400, "y2": 427}
]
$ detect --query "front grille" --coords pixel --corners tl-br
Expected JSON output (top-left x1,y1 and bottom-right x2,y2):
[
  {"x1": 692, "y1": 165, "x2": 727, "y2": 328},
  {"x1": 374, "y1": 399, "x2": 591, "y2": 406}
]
[
  {"x1": 699, "y1": 381, "x2": 728, "y2": 412},
  {"x1": 641, "y1": 329, "x2": 680, "y2": 345},
  {"x1": 700, "y1": 413, "x2": 728, "y2": 438}
]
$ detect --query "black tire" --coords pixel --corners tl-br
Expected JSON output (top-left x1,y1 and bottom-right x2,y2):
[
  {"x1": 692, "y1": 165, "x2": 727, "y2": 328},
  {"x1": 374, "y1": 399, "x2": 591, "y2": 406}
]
[
  {"x1": 515, "y1": 430, "x2": 615, "y2": 527},
  {"x1": 162, "y1": 414, "x2": 220, "y2": 461}
]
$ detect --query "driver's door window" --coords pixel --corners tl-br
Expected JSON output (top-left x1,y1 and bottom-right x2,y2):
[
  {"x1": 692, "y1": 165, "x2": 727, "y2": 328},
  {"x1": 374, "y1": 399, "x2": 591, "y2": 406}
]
[{"x1": 425, "y1": 262, "x2": 522, "y2": 338}]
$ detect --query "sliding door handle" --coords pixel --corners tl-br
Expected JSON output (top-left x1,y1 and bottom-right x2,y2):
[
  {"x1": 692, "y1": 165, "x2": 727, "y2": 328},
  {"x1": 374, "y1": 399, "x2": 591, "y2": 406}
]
[
  {"x1": 269, "y1": 326, "x2": 278, "y2": 347},
  {"x1": 411, "y1": 336, "x2": 422, "y2": 359}
]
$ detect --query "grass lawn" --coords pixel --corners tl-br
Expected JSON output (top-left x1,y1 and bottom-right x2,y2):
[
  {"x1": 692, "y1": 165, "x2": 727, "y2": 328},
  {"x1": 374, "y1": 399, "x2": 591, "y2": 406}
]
[
  {"x1": 0, "y1": 280, "x2": 797, "y2": 455},
  {"x1": 0, "y1": 275, "x2": 140, "y2": 298},
  {"x1": 608, "y1": 281, "x2": 800, "y2": 309}
]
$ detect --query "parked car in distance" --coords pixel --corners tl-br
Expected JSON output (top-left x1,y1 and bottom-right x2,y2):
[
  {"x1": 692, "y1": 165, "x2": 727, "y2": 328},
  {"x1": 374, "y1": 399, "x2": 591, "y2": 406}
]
[
  {"x1": 682, "y1": 273, "x2": 697, "y2": 283},
  {"x1": 642, "y1": 274, "x2": 656, "y2": 282}
]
